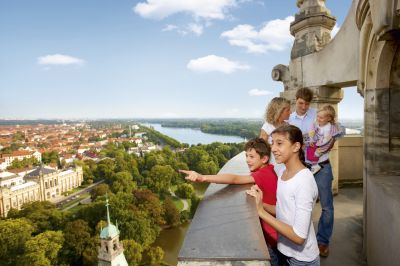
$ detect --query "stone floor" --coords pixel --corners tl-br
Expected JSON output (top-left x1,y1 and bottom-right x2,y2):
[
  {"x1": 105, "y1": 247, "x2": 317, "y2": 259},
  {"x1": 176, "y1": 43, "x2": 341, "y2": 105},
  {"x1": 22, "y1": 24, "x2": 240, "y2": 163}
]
[{"x1": 312, "y1": 185, "x2": 367, "y2": 266}]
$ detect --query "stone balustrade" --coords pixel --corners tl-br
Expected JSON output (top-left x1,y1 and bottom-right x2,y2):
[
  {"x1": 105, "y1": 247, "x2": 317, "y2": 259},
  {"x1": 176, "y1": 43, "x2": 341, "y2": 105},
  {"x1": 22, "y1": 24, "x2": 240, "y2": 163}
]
[
  {"x1": 177, "y1": 135, "x2": 364, "y2": 265},
  {"x1": 178, "y1": 151, "x2": 271, "y2": 266}
]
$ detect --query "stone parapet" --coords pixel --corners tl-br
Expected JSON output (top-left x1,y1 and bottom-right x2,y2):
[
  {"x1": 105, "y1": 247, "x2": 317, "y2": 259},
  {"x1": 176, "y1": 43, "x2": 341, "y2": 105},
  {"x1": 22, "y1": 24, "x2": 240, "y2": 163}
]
[
  {"x1": 178, "y1": 152, "x2": 270, "y2": 266},
  {"x1": 338, "y1": 135, "x2": 363, "y2": 184}
]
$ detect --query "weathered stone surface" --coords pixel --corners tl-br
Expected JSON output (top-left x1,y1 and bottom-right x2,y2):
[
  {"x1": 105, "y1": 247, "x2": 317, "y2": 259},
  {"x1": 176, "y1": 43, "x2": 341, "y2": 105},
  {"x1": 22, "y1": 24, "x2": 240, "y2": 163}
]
[
  {"x1": 273, "y1": 1, "x2": 400, "y2": 264},
  {"x1": 178, "y1": 152, "x2": 270, "y2": 264},
  {"x1": 290, "y1": 0, "x2": 336, "y2": 59}
]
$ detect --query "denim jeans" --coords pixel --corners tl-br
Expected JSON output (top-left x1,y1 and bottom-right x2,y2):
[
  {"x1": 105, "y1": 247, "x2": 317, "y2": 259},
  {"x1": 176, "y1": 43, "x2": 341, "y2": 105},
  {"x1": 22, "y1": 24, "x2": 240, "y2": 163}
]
[
  {"x1": 284, "y1": 256, "x2": 320, "y2": 266},
  {"x1": 267, "y1": 245, "x2": 281, "y2": 266},
  {"x1": 314, "y1": 162, "x2": 334, "y2": 245}
]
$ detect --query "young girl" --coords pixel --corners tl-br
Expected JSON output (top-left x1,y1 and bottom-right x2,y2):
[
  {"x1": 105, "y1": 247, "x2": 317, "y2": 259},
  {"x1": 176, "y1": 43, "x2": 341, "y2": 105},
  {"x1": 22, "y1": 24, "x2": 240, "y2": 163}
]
[
  {"x1": 307, "y1": 105, "x2": 345, "y2": 174},
  {"x1": 260, "y1": 97, "x2": 291, "y2": 175},
  {"x1": 247, "y1": 125, "x2": 320, "y2": 265}
]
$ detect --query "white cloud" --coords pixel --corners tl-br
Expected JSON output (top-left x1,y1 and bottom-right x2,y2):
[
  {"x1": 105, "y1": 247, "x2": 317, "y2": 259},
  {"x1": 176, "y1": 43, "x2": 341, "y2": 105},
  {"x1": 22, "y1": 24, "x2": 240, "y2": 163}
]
[
  {"x1": 188, "y1": 23, "x2": 204, "y2": 36},
  {"x1": 187, "y1": 55, "x2": 250, "y2": 74},
  {"x1": 162, "y1": 23, "x2": 204, "y2": 36},
  {"x1": 221, "y1": 16, "x2": 294, "y2": 53},
  {"x1": 37, "y1": 54, "x2": 85, "y2": 66},
  {"x1": 248, "y1": 88, "x2": 272, "y2": 96},
  {"x1": 134, "y1": 0, "x2": 237, "y2": 20},
  {"x1": 162, "y1": 24, "x2": 178, "y2": 31}
]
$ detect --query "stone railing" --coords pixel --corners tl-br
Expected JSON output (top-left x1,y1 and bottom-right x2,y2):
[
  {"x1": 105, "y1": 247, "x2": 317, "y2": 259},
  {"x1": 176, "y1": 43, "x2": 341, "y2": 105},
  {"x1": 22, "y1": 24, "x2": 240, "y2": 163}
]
[
  {"x1": 338, "y1": 135, "x2": 363, "y2": 184},
  {"x1": 177, "y1": 151, "x2": 271, "y2": 266},
  {"x1": 177, "y1": 136, "x2": 363, "y2": 265}
]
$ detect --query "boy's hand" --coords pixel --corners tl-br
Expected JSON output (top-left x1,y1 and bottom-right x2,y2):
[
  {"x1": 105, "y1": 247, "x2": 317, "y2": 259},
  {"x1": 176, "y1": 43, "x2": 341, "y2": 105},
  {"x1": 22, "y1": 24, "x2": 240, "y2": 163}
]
[{"x1": 179, "y1": 170, "x2": 206, "y2": 182}]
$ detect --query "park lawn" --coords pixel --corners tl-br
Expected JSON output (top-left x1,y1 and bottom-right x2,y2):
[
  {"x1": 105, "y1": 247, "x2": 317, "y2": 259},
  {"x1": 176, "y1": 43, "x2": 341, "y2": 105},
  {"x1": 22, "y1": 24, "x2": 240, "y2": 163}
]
[{"x1": 172, "y1": 196, "x2": 184, "y2": 210}]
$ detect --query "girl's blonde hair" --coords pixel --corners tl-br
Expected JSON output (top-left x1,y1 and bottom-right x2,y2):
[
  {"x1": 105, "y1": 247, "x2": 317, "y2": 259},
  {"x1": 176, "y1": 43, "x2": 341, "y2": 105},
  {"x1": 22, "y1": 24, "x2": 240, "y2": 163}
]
[
  {"x1": 265, "y1": 97, "x2": 290, "y2": 126},
  {"x1": 318, "y1": 105, "x2": 336, "y2": 123}
]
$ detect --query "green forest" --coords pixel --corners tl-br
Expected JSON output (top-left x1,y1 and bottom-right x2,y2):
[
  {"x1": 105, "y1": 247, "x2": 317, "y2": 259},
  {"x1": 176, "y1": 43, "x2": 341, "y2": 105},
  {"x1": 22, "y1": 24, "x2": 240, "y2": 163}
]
[
  {"x1": 0, "y1": 132, "x2": 244, "y2": 266},
  {"x1": 138, "y1": 119, "x2": 263, "y2": 139}
]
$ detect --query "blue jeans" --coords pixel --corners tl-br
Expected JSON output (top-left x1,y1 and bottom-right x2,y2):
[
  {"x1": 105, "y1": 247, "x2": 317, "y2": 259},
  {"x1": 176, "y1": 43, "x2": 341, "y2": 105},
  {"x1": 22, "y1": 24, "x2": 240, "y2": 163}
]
[
  {"x1": 267, "y1": 245, "x2": 281, "y2": 266},
  {"x1": 284, "y1": 256, "x2": 320, "y2": 266},
  {"x1": 314, "y1": 162, "x2": 334, "y2": 245}
]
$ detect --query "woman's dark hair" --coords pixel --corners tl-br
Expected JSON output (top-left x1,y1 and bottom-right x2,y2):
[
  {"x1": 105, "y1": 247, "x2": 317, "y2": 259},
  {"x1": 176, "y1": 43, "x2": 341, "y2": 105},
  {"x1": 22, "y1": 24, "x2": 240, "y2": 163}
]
[{"x1": 271, "y1": 124, "x2": 307, "y2": 167}]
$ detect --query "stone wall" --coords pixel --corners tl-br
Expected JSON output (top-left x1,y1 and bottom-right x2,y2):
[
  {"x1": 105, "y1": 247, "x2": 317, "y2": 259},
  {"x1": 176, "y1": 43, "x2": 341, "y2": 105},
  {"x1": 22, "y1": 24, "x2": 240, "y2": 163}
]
[{"x1": 338, "y1": 135, "x2": 363, "y2": 184}]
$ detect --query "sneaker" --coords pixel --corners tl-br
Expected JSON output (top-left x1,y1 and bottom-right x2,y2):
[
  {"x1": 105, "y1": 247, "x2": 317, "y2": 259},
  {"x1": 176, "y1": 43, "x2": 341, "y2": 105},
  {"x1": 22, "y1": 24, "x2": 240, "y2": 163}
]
[
  {"x1": 311, "y1": 164, "x2": 321, "y2": 175},
  {"x1": 318, "y1": 244, "x2": 329, "y2": 257}
]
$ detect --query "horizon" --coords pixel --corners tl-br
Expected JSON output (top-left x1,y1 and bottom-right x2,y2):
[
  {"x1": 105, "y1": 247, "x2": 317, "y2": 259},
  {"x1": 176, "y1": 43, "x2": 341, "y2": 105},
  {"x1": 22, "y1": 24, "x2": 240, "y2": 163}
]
[
  {"x1": 0, "y1": 0, "x2": 361, "y2": 120},
  {"x1": 0, "y1": 117, "x2": 364, "y2": 123}
]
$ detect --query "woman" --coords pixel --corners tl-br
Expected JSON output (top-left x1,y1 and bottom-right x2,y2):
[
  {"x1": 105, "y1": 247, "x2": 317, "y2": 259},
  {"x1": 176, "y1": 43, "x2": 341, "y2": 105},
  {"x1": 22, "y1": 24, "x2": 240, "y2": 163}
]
[{"x1": 260, "y1": 97, "x2": 291, "y2": 174}]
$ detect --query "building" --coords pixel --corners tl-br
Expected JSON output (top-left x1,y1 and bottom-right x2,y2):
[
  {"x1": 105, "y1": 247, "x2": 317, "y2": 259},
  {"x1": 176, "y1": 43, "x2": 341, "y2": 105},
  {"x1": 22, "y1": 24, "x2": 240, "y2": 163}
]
[
  {"x1": 98, "y1": 198, "x2": 128, "y2": 266},
  {"x1": 0, "y1": 150, "x2": 42, "y2": 170},
  {"x1": 0, "y1": 165, "x2": 83, "y2": 217}
]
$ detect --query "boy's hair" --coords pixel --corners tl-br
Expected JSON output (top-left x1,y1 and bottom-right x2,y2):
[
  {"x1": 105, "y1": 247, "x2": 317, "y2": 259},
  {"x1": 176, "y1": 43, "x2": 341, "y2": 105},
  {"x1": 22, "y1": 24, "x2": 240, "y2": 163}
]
[
  {"x1": 295, "y1": 88, "x2": 314, "y2": 102},
  {"x1": 265, "y1": 97, "x2": 290, "y2": 125},
  {"x1": 318, "y1": 105, "x2": 336, "y2": 123},
  {"x1": 244, "y1": 138, "x2": 271, "y2": 160}
]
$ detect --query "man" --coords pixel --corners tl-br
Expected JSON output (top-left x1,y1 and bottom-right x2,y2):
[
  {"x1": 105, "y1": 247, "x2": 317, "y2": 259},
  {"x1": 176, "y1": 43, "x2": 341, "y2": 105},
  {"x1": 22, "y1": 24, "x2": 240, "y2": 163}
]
[{"x1": 288, "y1": 88, "x2": 333, "y2": 257}]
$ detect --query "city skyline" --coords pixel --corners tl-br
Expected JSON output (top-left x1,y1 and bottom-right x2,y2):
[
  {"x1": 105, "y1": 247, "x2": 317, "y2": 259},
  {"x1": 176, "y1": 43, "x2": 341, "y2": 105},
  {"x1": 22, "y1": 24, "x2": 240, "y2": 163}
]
[{"x1": 0, "y1": 0, "x2": 362, "y2": 120}]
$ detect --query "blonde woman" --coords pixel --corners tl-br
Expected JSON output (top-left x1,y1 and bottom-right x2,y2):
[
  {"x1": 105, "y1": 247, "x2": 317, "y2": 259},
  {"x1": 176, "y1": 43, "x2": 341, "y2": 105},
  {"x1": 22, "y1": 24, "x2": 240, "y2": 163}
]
[
  {"x1": 260, "y1": 97, "x2": 291, "y2": 144},
  {"x1": 260, "y1": 97, "x2": 291, "y2": 175}
]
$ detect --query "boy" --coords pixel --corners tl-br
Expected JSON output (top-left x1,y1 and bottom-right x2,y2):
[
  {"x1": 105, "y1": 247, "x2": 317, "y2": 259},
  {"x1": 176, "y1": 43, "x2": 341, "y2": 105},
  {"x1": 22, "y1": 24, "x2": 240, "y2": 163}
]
[{"x1": 179, "y1": 138, "x2": 279, "y2": 265}]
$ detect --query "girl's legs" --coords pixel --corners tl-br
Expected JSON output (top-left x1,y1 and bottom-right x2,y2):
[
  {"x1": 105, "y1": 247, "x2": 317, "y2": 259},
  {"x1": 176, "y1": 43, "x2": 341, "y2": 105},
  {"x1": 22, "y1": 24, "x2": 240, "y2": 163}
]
[{"x1": 267, "y1": 244, "x2": 282, "y2": 266}]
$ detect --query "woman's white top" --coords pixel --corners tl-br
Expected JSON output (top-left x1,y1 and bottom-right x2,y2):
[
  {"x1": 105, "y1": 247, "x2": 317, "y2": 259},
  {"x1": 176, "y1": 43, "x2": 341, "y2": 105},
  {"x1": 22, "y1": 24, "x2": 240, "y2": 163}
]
[
  {"x1": 276, "y1": 168, "x2": 319, "y2": 262},
  {"x1": 261, "y1": 122, "x2": 285, "y2": 175},
  {"x1": 261, "y1": 122, "x2": 275, "y2": 144}
]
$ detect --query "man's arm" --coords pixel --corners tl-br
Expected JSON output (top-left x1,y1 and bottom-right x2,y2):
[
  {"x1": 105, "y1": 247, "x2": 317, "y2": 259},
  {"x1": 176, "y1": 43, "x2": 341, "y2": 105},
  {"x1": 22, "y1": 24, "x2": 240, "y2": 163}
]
[{"x1": 179, "y1": 170, "x2": 254, "y2": 184}]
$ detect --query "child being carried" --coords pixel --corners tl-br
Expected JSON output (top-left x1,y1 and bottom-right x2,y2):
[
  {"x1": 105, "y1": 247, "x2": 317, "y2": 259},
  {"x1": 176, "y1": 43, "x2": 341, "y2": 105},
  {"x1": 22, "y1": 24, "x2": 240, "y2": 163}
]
[{"x1": 307, "y1": 105, "x2": 345, "y2": 174}]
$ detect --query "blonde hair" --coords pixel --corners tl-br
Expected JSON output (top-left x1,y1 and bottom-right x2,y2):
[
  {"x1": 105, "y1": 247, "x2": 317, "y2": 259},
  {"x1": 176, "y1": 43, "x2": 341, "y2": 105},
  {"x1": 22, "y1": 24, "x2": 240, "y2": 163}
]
[
  {"x1": 318, "y1": 105, "x2": 336, "y2": 123},
  {"x1": 265, "y1": 97, "x2": 290, "y2": 126}
]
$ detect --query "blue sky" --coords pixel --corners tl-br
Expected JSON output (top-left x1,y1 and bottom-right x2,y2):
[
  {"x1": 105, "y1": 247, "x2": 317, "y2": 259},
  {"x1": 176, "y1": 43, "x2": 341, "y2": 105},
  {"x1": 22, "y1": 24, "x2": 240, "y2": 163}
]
[{"x1": 0, "y1": 0, "x2": 362, "y2": 120}]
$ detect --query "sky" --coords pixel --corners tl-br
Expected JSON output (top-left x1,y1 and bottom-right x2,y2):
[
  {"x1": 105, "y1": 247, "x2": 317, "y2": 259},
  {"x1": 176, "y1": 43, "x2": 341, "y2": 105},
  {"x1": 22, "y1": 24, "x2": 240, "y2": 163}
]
[{"x1": 0, "y1": 0, "x2": 363, "y2": 120}]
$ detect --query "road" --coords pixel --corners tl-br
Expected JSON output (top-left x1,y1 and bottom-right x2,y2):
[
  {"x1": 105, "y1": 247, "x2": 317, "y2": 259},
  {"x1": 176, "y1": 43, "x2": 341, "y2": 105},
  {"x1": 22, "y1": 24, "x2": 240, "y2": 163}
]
[{"x1": 53, "y1": 179, "x2": 105, "y2": 208}]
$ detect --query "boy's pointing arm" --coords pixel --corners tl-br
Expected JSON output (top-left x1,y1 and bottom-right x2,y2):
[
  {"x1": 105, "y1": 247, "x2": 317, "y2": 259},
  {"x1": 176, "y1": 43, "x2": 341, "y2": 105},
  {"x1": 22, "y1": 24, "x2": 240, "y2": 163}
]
[{"x1": 179, "y1": 169, "x2": 254, "y2": 184}]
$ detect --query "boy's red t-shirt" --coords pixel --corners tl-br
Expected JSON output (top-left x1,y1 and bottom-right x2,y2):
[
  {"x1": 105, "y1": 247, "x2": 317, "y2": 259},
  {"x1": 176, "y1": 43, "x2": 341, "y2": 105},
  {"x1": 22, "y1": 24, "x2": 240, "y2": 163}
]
[{"x1": 251, "y1": 164, "x2": 278, "y2": 247}]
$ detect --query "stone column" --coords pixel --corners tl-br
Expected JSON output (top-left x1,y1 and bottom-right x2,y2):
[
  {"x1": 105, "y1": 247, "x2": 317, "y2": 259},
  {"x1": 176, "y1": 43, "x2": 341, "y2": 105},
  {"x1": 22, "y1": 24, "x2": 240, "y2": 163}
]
[
  {"x1": 273, "y1": 0, "x2": 342, "y2": 193},
  {"x1": 291, "y1": 0, "x2": 336, "y2": 59}
]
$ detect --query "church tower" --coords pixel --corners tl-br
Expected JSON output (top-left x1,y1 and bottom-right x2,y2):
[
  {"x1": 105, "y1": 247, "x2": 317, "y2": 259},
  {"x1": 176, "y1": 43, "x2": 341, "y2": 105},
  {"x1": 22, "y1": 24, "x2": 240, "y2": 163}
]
[{"x1": 98, "y1": 198, "x2": 128, "y2": 266}]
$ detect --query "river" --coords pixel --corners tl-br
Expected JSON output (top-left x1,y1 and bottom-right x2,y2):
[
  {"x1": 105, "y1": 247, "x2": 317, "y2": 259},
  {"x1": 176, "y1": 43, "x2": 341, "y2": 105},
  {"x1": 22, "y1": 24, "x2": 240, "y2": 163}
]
[
  {"x1": 143, "y1": 123, "x2": 245, "y2": 145},
  {"x1": 153, "y1": 182, "x2": 209, "y2": 265},
  {"x1": 144, "y1": 124, "x2": 242, "y2": 265}
]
